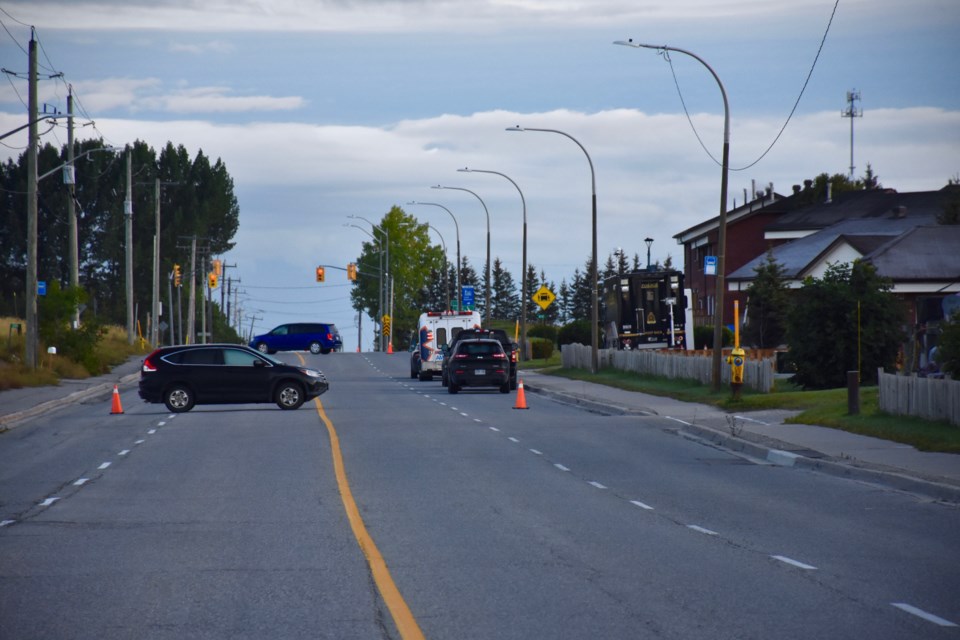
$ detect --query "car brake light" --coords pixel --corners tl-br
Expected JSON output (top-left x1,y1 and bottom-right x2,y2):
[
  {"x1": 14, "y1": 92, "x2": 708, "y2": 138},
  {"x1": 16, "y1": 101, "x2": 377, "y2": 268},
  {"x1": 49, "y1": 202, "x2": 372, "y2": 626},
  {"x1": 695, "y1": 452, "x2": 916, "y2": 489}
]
[
  {"x1": 454, "y1": 353, "x2": 469, "y2": 359},
  {"x1": 492, "y1": 352, "x2": 505, "y2": 359},
  {"x1": 142, "y1": 350, "x2": 161, "y2": 372},
  {"x1": 326, "y1": 333, "x2": 332, "y2": 341}
]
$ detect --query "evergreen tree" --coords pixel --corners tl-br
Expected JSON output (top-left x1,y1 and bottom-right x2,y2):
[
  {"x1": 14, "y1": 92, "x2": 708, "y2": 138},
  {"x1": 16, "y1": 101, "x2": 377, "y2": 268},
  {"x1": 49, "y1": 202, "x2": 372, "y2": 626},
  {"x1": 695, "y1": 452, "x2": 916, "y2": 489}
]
[
  {"x1": 490, "y1": 258, "x2": 519, "y2": 321},
  {"x1": 557, "y1": 278, "x2": 572, "y2": 325},
  {"x1": 786, "y1": 260, "x2": 905, "y2": 388},
  {"x1": 743, "y1": 249, "x2": 790, "y2": 348}
]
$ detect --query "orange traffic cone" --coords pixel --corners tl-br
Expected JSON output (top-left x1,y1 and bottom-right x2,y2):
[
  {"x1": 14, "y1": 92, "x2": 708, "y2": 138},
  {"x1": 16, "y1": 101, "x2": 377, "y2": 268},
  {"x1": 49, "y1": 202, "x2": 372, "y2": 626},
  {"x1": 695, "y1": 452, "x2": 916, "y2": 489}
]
[
  {"x1": 110, "y1": 384, "x2": 124, "y2": 415},
  {"x1": 513, "y1": 378, "x2": 529, "y2": 410},
  {"x1": 387, "y1": 341, "x2": 394, "y2": 354}
]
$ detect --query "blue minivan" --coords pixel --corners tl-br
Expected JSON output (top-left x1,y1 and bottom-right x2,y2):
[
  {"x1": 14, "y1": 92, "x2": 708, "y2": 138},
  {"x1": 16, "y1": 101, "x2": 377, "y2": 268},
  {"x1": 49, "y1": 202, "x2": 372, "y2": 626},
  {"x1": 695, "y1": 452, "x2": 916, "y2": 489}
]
[{"x1": 250, "y1": 323, "x2": 342, "y2": 354}]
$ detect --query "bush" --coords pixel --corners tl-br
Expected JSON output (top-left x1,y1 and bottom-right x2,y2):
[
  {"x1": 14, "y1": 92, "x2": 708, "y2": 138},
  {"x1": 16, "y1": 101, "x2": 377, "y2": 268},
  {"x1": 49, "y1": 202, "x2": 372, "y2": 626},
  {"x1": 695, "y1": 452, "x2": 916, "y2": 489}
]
[
  {"x1": 527, "y1": 324, "x2": 558, "y2": 344},
  {"x1": 938, "y1": 313, "x2": 960, "y2": 376},
  {"x1": 693, "y1": 325, "x2": 733, "y2": 350},
  {"x1": 558, "y1": 320, "x2": 591, "y2": 346},
  {"x1": 38, "y1": 283, "x2": 107, "y2": 374},
  {"x1": 530, "y1": 337, "x2": 555, "y2": 360}
]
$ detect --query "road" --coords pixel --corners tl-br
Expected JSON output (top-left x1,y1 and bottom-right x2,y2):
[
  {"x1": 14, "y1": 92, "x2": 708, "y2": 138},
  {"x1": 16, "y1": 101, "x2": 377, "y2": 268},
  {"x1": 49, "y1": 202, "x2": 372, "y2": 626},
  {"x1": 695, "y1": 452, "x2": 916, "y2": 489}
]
[{"x1": 1, "y1": 352, "x2": 958, "y2": 639}]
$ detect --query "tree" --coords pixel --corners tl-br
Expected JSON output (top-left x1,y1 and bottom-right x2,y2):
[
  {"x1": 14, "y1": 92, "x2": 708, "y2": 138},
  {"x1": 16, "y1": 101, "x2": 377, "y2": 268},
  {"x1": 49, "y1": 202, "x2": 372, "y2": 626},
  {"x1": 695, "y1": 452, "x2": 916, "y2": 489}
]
[
  {"x1": 786, "y1": 260, "x2": 905, "y2": 388},
  {"x1": 489, "y1": 258, "x2": 519, "y2": 321},
  {"x1": 350, "y1": 206, "x2": 444, "y2": 349},
  {"x1": 743, "y1": 249, "x2": 790, "y2": 349},
  {"x1": 937, "y1": 313, "x2": 960, "y2": 376},
  {"x1": 0, "y1": 139, "x2": 239, "y2": 328}
]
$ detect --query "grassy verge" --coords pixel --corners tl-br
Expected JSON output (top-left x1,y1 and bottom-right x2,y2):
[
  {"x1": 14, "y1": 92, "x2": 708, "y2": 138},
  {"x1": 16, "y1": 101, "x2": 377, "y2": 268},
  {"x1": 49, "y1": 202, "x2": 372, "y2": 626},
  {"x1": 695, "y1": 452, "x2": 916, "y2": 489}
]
[
  {"x1": 536, "y1": 365, "x2": 960, "y2": 454},
  {"x1": 0, "y1": 318, "x2": 149, "y2": 391}
]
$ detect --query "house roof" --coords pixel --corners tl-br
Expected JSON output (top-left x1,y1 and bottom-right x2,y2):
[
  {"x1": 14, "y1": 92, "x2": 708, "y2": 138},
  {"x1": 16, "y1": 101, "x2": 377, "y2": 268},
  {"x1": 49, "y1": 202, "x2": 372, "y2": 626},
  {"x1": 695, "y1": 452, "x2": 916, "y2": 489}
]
[
  {"x1": 764, "y1": 185, "x2": 957, "y2": 233},
  {"x1": 728, "y1": 185, "x2": 960, "y2": 283},
  {"x1": 867, "y1": 225, "x2": 960, "y2": 280}
]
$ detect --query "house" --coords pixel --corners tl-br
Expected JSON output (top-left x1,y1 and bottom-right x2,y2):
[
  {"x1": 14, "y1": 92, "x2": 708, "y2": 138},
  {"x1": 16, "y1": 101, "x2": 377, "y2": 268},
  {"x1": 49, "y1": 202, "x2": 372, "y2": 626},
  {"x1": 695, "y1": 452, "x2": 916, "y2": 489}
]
[{"x1": 676, "y1": 182, "x2": 960, "y2": 368}]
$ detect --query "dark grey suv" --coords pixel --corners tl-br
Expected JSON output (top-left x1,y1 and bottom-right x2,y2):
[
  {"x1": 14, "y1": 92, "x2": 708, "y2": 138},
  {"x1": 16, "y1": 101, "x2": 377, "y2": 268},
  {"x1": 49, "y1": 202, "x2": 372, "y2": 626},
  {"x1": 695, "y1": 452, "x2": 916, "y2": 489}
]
[{"x1": 139, "y1": 344, "x2": 329, "y2": 412}]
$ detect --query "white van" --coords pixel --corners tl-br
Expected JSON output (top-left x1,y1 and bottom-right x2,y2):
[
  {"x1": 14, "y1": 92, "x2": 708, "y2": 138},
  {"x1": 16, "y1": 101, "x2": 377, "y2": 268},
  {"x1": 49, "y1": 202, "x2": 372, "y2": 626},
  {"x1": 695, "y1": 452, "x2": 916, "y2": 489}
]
[{"x1": 415, "y1": 311, "x2": 482, "y2": 381}]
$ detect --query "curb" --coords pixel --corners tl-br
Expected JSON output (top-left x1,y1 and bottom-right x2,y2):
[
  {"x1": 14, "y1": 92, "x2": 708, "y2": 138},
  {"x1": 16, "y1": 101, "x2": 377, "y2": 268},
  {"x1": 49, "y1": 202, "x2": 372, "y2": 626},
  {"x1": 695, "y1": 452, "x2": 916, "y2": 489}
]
[
  {"x1": 0, "y1": 372, "x2": 140, "y2": 432},
  {"x1": 525, "y1": 382, "x2": 960, "y2": 506}
]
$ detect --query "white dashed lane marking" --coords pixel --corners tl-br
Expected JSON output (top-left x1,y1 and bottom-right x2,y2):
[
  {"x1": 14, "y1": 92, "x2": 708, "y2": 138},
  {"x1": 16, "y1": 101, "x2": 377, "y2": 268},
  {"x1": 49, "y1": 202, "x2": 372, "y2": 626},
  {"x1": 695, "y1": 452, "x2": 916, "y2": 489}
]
[
  {"x1": 687, "y1": 525, "x2": 719, "y2": 536},
  {"x1": 891, "y1": 603, "x2": 957, "y2": 627},
  {"x1": 771, "y1": 555, "x2": 817, "y2": 570}
]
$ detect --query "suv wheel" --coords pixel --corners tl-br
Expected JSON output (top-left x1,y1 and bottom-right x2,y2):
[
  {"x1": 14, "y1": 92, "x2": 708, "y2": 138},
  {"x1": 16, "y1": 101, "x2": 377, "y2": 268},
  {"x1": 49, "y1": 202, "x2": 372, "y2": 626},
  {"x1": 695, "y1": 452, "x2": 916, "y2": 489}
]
[
  {"x1": 256, "y1": 342, "x2": 271, "y2": 354},
  {"x1": 309, "y1": 342, "x2": 322, "y2": 354},
  {"x1": 276, "y1": 382, "x2": 304, "y2": 410},
  {"x1": 164, "y1": 385, "x2": 195, "y2": 413},
  {"x1": 447, "y1": 381, "x2": 459, "y2": 394}
]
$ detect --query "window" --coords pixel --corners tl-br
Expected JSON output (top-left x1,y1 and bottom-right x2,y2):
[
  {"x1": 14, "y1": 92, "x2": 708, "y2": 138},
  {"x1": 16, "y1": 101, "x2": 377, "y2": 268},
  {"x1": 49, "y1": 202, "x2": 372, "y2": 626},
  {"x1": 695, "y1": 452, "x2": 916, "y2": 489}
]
[
  {"x1": 179, "y1": 348, "x2": 222, "y2": 365},
  {"x1": 223, "y1": 348, "x2": 263, "y2": 367}
]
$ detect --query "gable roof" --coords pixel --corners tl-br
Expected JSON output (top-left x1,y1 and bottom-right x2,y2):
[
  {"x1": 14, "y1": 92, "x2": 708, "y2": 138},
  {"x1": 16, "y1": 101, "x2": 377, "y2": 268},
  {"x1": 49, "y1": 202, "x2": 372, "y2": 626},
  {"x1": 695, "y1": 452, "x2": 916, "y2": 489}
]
[
  {"x1": 729, "y1": 185, "x2": 960, "y2": 283},
  {"x1": 764, "y1": 185, "x2": 958, "y2": 234},
  {"x1": 866, "y1": 225, "x2": 960, "y2": 280}
]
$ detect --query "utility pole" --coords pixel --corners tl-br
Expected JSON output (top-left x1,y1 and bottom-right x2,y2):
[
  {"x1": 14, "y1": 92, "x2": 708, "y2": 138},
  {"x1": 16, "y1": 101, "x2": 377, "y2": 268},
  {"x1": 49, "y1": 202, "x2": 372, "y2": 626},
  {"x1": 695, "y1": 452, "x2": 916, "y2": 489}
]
[
  {"x1": 25, "y1": 30, "x2": 39, "y2": 368},
  {"x1": 842, "y1": 89, "x2": 862, "y2": 179},
  {"x1": 124, "y1": 150, "x2": 134, "y2": 344},
  {"x1": 67, "y1": 85, "x2": 79, "y2": 328},
  {"x1": 151, "y1": 178, "x2": 161, "y2": 345},
  {"x1": 187, "y1": 236, "x2": 197, "y2": 344}
]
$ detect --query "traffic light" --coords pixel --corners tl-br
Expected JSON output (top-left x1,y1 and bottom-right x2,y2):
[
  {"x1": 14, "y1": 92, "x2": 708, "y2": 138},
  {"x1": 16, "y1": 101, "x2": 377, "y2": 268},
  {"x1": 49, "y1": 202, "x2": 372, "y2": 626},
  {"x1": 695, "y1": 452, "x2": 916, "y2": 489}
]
[
  {"x1": 173, "y1": 264, "x2": 182, "y2": 287},
  {"x1": 347, "y1": 262, "x2": 357, "y2": 281},
  {"x1": 316, "y1": 266, "x2": 325, "y2": 282},
  {"x1": 212, "y1": 259, "x2": 222, "y2": 277},
  {"x1": 208, "y1": 272, "x2": 218, "y2": 289}
]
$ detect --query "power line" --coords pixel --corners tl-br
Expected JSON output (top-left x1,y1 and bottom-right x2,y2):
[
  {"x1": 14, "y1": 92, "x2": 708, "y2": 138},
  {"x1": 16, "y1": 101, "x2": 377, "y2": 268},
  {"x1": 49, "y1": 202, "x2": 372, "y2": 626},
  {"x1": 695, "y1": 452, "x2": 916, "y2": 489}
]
[{"x1": 663, "y1": 0, "x2": 840, "y2": 172}]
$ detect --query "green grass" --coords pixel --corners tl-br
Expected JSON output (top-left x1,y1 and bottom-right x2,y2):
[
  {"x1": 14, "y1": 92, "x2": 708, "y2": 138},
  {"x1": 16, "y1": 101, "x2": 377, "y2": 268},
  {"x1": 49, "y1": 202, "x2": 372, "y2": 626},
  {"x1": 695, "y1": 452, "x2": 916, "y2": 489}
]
[
  {"x1": 538, "y1": 366, "x2": 960, "y2": 454},
  {"x1": 0, "y1": 318, "x2": 149, "y2": 391}
]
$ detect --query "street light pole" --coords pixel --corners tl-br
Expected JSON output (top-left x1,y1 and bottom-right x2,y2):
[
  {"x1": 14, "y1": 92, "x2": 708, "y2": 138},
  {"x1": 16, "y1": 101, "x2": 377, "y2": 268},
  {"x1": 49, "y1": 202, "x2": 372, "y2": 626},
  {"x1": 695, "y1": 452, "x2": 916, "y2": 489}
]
[
  {"x1": 615, "y1": 39, "x2": 731, "y2": 391},
  {"x1": 408, "y1": 201, "x2": 460, "y2": 312},
  {"x1": 506, "y1": 126, "x2": 599, "y2": 373},
  {"x1": 458, "y1": 167, "x2": 528, "y2": 360},
  {"x1": 431, "y1": 185, "x2": 491, "y2": 324}
]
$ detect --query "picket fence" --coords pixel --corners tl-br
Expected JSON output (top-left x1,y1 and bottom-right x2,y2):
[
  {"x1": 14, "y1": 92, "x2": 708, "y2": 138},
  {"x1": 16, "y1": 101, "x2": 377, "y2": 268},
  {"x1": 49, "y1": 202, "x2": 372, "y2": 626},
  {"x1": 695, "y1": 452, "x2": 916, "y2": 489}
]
[
  {"x1": 560, "y1": 344, "x2": 776, "y2": 393},
  {"x1": 877, "y1": 368, "x2": 960, "y2": 427}
]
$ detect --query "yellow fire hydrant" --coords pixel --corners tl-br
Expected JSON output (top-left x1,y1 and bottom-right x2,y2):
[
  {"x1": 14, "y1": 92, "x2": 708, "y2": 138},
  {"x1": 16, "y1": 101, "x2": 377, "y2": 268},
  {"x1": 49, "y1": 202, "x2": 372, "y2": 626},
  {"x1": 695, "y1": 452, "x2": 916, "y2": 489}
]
[{"x1": 728, "y1": 300, "x2": 746, "y2": 399}]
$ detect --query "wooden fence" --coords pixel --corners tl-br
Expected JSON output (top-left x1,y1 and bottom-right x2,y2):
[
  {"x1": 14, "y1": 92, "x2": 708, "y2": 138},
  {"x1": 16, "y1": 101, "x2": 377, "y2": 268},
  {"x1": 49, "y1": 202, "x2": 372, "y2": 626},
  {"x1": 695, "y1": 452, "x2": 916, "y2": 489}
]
[
  {"x1": 877, "y1": 368, "x2": 960, "y2": 426},
  {"x1": 561, "y1": 344, "x2": 776, "y2": 393}
]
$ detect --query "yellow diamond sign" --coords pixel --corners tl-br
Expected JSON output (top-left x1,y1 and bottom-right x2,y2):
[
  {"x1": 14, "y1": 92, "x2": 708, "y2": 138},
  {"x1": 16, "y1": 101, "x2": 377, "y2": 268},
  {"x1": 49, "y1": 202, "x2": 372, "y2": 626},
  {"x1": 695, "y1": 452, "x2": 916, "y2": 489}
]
[{"x1": 533, "y1": 285, "x2": 556, "y2": 310}]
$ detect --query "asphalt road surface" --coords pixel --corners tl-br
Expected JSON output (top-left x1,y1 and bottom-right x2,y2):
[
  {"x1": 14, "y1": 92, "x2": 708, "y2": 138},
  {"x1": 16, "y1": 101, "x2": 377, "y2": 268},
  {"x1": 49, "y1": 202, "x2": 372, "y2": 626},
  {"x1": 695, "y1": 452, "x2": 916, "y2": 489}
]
[{"x1": 1, "y1": 352, "x2": 958, "y2": 639}]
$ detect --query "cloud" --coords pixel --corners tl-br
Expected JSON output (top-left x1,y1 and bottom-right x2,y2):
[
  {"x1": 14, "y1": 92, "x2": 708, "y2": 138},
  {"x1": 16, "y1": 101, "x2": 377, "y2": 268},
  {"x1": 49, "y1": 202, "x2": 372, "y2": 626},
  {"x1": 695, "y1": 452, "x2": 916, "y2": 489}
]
[
  {"x1": 0, "y1": 0, "x2": 907, "y2": 33},
  {"x1": 168, "y1": 40, "x2": 236, "y2": 55},
  {"x1": 138, "y1": 87, "x2": 306, "y2": 114}
]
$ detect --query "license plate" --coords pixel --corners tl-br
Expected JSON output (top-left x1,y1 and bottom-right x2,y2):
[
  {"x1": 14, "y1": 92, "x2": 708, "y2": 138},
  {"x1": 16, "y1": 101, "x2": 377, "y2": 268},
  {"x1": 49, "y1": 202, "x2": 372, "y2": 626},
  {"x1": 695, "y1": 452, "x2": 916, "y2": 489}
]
[{"x1": 475, "y1": 368, "x2": 486, "y2": 375}]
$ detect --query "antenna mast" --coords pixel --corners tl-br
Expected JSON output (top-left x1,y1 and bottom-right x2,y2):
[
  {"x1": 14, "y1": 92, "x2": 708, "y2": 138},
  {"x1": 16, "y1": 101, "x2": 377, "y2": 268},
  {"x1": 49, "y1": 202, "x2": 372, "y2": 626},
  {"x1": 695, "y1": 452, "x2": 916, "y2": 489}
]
[{"x1": 841, "y1": 89, "x2": 863, "y2": 179}]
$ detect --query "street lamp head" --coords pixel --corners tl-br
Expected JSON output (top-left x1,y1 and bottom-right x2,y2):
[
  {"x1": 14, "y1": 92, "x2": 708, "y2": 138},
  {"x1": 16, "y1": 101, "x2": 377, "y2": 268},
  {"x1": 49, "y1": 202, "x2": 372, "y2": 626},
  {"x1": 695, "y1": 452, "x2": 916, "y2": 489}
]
[
  {"x1": 506, "y1": 125, "x2": 524, "y2": 132},
  {"x1": 613, "y1": 39, "x2": 661, "y2": 50},
  {"x1": 457, "y1": 167, "x2": 471, "y2": 173}
]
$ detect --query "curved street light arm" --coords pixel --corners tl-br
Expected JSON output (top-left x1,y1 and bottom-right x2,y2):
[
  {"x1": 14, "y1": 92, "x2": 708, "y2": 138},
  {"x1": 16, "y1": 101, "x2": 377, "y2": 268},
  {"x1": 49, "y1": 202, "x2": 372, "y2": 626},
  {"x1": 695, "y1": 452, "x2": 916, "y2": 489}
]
[{"x1": 615, "y1": 37, "x2": 731, "y2": 390}]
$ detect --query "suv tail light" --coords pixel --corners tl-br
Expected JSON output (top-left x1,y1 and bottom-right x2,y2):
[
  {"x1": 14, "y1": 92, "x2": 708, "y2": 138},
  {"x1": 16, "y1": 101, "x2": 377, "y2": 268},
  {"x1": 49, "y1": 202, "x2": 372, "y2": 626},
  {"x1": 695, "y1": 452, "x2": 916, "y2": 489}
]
[
  {"x1": 142, "y1": 350, "x2": 162, "y2": 372},
  {"x1": 492, "y1": 352, "x2": 506, "y2": 359}
]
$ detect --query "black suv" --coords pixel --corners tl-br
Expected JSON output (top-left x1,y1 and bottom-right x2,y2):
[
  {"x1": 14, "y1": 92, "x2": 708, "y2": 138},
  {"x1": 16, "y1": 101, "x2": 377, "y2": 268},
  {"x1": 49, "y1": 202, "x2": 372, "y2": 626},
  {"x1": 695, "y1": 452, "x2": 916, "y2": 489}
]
[
  {"x1": 442, "y1": 328, "x2": 518, "y2": 389},
  {"x1": 446, "y1": 338, "x2": 510, "y2": 394},
  {"x1": 139, "y1": 344, "x2": 329, "y2": 413}
]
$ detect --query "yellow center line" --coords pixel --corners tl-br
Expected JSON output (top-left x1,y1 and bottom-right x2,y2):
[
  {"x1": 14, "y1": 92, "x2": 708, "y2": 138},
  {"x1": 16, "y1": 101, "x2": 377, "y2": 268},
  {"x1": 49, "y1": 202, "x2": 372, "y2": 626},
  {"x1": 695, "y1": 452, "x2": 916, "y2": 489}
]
[{"x1": 313, "y1": 397, "x2": 426, "y2": 640}]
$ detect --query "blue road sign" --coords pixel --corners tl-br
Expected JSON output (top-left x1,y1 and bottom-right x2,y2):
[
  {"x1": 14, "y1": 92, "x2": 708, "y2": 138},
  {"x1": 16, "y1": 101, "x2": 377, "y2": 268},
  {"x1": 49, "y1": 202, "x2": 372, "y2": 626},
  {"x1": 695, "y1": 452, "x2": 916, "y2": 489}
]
[
  {"x1": 461, "y1": 285, "x2": 475, "y2": 309},
  {"x1": 704, "y1": 256, "x2": 717, "y2": 276}
]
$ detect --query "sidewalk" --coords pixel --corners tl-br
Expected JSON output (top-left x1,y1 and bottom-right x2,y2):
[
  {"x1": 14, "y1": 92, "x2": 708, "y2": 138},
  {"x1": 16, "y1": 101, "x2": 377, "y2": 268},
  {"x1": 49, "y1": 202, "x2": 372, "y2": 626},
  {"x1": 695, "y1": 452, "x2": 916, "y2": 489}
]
[
  {"x1": 0, "y1": 357, "x2": 143, "y2": 431},
  {"x1": 520, "y1": 370, "x2": 960, "y2": 505}
]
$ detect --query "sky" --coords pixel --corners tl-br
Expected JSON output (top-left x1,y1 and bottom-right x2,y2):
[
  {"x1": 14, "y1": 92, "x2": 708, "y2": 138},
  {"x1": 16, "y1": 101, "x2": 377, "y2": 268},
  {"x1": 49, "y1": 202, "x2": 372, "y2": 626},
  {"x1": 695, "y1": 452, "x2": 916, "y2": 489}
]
[{"x1": 2, "y1": 0, "x2": 959, "y2": 352}]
